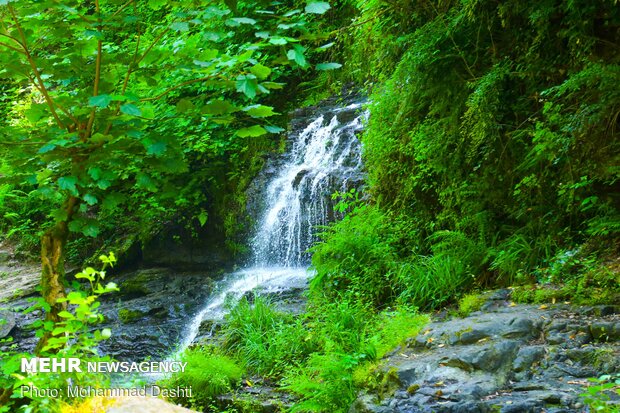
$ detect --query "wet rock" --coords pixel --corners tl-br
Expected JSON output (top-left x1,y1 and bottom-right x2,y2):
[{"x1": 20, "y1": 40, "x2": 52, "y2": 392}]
[
  {"x1": 354, "y1": 299, "x2": 620, "y2": 413},
  {"x1": 0, "y1": 310, "x2": 15, "y2": 338},
  {"x1": 513, "y1": 346, "x2": 545, "y2": 372}
]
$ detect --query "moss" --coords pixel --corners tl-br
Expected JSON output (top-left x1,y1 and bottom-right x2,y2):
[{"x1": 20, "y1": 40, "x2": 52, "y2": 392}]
[
  {"x1": 378, "y1": 368, "x2": 401, "y2": 399},
  {"x1": 118, "y1": 308, "x2": 146, "y2": 323},
  {"x1": 120, "y1": 273, "x2": 151, "y2": 297},
  {"x1": 457, "y1": 293, "x2": 488, "y2": 317},
  {"x1": 352, "y1": 362, "x2": 381, "y2": 390}
]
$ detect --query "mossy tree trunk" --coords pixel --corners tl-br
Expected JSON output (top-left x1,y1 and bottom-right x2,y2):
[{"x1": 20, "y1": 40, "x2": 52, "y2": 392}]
[{"x1": 35, "y1": 196, "x2": 78, "y2": 355}]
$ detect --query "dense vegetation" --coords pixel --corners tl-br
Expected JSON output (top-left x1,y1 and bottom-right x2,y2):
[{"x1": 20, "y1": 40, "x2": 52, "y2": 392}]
[{"x1": 1, "y1": 0, "x2": 619, "y2": 412}]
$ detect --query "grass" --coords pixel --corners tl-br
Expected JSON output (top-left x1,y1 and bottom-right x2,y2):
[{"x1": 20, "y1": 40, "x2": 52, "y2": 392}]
[{"x1": 158, "y1": 348, "x2": 244, "y2": 410}]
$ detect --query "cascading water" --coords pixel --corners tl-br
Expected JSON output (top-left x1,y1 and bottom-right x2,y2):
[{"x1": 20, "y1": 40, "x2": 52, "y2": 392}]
[{"x1": 178, "y1": 98, "x2": 366, "y2": 350}]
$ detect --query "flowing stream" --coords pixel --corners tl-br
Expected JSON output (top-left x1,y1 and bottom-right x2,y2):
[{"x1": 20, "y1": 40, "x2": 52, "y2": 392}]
[{"x1": 178, "y1": 99, "x2": 366, "y2": 351}]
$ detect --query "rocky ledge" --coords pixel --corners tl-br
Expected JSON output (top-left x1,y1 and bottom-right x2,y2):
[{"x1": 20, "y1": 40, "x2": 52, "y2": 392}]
[{"x1": 351, "y1": 290, "x2": 619, "y2": 413}]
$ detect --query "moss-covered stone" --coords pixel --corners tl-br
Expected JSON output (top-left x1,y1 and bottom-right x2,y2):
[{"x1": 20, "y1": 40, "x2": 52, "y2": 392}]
[{"x1": 118, "y1": 308, "x2": 146, "y2": 323}]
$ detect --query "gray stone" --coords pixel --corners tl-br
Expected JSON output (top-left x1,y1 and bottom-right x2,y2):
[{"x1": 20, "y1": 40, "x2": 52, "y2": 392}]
[
  {"x1": 0, "y1": 310, "x2": 15, "y2": 338},
  {"x1": 513, "y1": 346, "x2": 545, "y2": 372}
]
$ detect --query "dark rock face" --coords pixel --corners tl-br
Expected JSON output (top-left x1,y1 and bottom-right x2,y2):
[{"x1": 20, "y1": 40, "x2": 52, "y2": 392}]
[
  {"x1": 97, "y1": 268, "x2": 215, "y2": 360},
  {"x1": 350, "y1": 295, "x2": 620, "y2": 413},
  {"x1": 2, "y1": 267, "x2": 217, "y2": 362}
]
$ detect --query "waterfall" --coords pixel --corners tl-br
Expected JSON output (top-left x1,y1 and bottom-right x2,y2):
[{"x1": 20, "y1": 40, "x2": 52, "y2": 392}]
[{"x1": 178, "y1": 98, "x2": 366, "y2": 350}]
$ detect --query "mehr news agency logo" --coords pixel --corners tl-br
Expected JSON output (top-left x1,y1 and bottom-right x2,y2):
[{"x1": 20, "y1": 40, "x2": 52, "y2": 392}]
[{"x1": 19, "y1": 357, "x2": 192, "y2": 398}]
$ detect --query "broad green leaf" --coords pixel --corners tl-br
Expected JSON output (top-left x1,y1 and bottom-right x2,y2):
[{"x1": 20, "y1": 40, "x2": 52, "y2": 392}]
[
  {"x1": 316, "y1": 62, "x2": 342, "y2": 70},
  {"x1": 83, "y1": 193, "x2": 98, "y2": 206},
  {"x1": 265, "y1": 125, "x2": 285, "y2": 133},
  {"x1": 243, "y1": 105, "x2": 276, "y2": 118},
  {"x1": 287, "y1": 45, "x2": 308, "y2": 68},
  {"x1": 231, "y1": 17, "x2": 257, "y2": 25},
  {"x1": 176, "y1": 99, "x2": 194, "y2": 113},
  {"x1": 57, "y1": 176, "x2": 78, "y2": 195},
  {"x1": 236, "y1": 75, "x2": 259, "y2": 99},
  {"x1": 251, "y1": 64, "x2": 272, "y2": 80},
  {"x1": 147, "y1": 141, "x2": 167, "y2": 156},
  {"x1": 202, "y1": 100, "x2": 238, "y2": 115},
  {"x1": 171, "y1": 22, "x2": 189, "y2": 32},
  {"x1": 89, "y1": 94, "x2": 112, "y2": 108},
  {"x1": 305, "y1": 2, "x2": 331, "y2": 14},
  {"x1": 120, "y1": 104, "x2": 142, "y2": 116},
  {"x1": 58, "y1": 311, "x2": 74, "y2": 319},
  {"x1": 269, "y1": 37, "x2": 288, "y2": 45},
  {"x1": 38, "y1": 143, "x2": 56, "y2": 154},
  {"x1": 237, "y1": 125, "x2": 267, "y2": 137},
  {"x1": 82, "y1": 223, "x2": 100, "y2": 237}
]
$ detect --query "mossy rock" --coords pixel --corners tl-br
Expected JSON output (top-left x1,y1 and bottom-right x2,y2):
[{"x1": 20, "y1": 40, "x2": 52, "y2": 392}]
[
  {"x1": 118, "y1": 308, "x2": 147, "y2": 323},
  {"x1": 120, "y1": 273, "x2": 152, "y2": 298}
]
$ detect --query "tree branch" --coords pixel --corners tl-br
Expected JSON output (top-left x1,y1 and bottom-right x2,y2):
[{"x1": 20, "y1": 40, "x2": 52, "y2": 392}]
[
  {"x1": 85, "y1": 0, "x2": 103, "y2": 139},
  {"x1": 7, "y1": 5, "x2": 66, "y2": 129},
  {"x1": 0, "y1": 40, "x2": 24, "y2": 53}
]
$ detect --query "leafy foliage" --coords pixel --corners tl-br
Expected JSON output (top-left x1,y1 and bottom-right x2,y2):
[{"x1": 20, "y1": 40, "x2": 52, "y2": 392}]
[{"x1": 311, "y1": 0, "x2": 620, "y2": 309}]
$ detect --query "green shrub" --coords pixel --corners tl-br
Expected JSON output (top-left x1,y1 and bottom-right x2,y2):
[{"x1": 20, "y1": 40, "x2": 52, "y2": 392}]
[
  {"x1": 457, "y1": 293, "x2": 489, "y2": 317},
  {"x1": 223, "y1": 295, "x2": 317, "y2": 377},
  {"x1": 160, "y1": 349, "x2": 243, "y2": 410}
]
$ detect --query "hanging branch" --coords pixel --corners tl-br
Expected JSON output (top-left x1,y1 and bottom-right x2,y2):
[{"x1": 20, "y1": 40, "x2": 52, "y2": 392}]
[{"x1": 7, "y1": 5, "x2": 66, "y2": 129}]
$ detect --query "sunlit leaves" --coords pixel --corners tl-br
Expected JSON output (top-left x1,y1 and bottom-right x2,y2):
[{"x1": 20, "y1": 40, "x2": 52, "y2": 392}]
[
  {"x1": 305, "y1": 2, "x2": 331, "y2": 14},
  {"x1": 243, "y1": 104, "x2": 276, "y2": 118},
  {"x1": 287, "y1": 45, "x2": 309, "y2": 68},
  {"x1": 89, "y1": 94, "x2": 112, "y2": 108},
  {"x1": 57, "y1": 176, "x2": 78, "y2": 196},
  {"x1": 236, "y1": 74, "x2": 259, "y2": 98},
  {"x1": 236, "y1": 125, "x2": 267, "y2": 137},
  {"x1": 120, "y1": 104, "x2": 141, "y2": 116},
  {"x1": 250, "y1": 64, "x2": 271, "y2": 80},
  {"x1": 316, "y1": 62, "x2": 342, "y2": 70}
]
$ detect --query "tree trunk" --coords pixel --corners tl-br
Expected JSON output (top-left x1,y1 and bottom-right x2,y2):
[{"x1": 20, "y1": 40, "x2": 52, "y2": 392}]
[{"x1": 34, "y1": 196, "x2": 77, "y2": 355}]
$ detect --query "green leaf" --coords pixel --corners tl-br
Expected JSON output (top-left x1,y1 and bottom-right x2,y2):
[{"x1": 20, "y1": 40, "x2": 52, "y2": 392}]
[
  {"x1": 171, "y1": 22, "x2": 189, "y2": 32},
  {"x1": 38, "y1": 143, "x2": 56, "y2": 154},
  {"x1": 237, "y1": 125, "x2": 267, "y2": 137},
  {"x1": 265, "y1": 125, "x2": 285, "y2": 133},
  {"x1": 101, "y1": 328, "x2": 112, "y2": 339},
  {"x1": 269, "y1": 37, "x2": 288, "y2": 45},
  {"x1": 305, "y1": 2, "x2": 331, "y2": 14},
  {"x1": 89, "y1": 94, "x2": 112, "y2": 108},
  {"x1": 231, "y1": 17, "x2": 257, "y2": 25},
  {"x1": 82, "y1": 221, "x2": 100, "y2": 237},
  {"x1": 243, "y1": 105, "x2": 276, "y2": 118},
  {"x1": 250, "y1": 64, "x2": 272, "y2": 80},
  {"x1": 83, "y1": 193, "x2": 98, "y2": 206},
  {"x1": 236, "y1": 75, "x2": 259, "y2": 99},
  {"x1": 176, "y1": 99, "x2": 194, "y2": 113},
  {"x1": 58, "y1": 311, "x2": 74, "y2": 319},
  {"x1": 202, "y1": 100, "x2": 238, "y2": 115},
  {"x1": 57, "y1": 176, "x2": 78, "y2": 195},
  {"x1": 316, "y1": 62, "x2": 342, "y2": 70},
  {"x1": 120, "y1": 104, "x2": 142, "y2": 116},
  {"x1": 287, "y1": 45, "x2": 308, "y2": 68},
  {"x1": 198, "y1": 210, "x2": 208, "y2": 226},
  {"x1": 147, "y1": 141, "x2": 167, "y2": 156}
]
